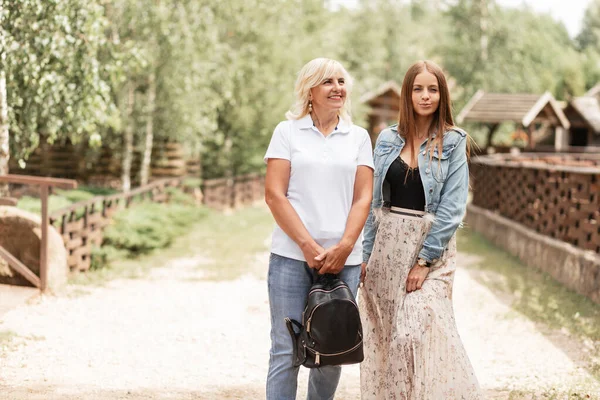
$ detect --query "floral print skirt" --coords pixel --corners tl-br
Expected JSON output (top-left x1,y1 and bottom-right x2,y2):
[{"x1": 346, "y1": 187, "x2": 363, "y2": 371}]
[{"x1": 359, "y1": 208, "x2": 481, "y2": 399}]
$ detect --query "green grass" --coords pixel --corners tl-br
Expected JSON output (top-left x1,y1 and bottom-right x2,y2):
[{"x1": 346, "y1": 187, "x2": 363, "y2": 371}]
[
  {"x1": 458, "y1": 227, "x2": 600, "y2": 383},
  {"x1": 458, "y1": 228, "x2": 600, "y2": 343},
  {"x1": 0, "y1": 330, "x2": 19, "y2": 354},
  {"x1": 0, "y1": 330, "x2": 17, "y2": 344},
  {"x1": 16, "y1": 186, "x2": 118, "y2": 215},
  {"x1": 175, "y1": 205, "x2": 274, "y2": 280},
  {"x1": 69, "y1": 205, "x2": 273, "y2": 285}
]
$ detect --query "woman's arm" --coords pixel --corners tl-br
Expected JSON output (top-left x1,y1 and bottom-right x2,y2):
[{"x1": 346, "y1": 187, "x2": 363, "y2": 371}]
[
  {"x1": 418, "y1": 135, "x2": 469, "y2": 263},
  {"x1": 265, "y1": 158, "x2": 324, "y2": 269},
  {"x1": 317, "y1": 165, "x2": 373, "y2": 274}
]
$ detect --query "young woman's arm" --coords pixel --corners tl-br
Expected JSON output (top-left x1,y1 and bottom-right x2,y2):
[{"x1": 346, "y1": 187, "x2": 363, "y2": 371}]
[{"x1": 418, "y1": 133, "x2": 469, "y2": 263}]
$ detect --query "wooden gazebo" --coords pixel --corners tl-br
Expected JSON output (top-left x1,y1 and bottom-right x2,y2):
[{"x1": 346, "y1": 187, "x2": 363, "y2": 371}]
[
  {"x1": 456, "y1": 90, "x2": 570, "y2": 150},
  {"x1": 360, "y1": 81, "x2": 401, "y2": 144}
]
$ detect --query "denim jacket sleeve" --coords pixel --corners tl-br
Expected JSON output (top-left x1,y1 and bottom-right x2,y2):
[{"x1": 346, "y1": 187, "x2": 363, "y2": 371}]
[
  {"x1": 362, "y1": 203, "x2": 378, "y2": 263},
  {"x1": 418, "y1": 133, "x2": 469, "y2": 262},
  {"x1": 362, "y1": 131, "x2": 389, "y2": 264}
]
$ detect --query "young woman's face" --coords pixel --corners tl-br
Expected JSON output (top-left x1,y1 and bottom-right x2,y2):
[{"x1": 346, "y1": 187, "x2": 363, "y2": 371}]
[
  {"x1": 310, "y1": 74, "x2": 346, "y2": 113},
  {"x1": 411, "y1": 69, "x2": 440, "y2": 118}
]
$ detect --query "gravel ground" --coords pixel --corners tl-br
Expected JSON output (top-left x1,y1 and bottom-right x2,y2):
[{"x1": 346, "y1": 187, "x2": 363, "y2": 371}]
[{"x1": 1, "y1": 251, "x2": 599, "y2": 400}]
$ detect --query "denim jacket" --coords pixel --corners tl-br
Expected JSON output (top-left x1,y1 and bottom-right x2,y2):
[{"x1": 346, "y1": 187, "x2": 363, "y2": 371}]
[{"x1": 362, "y1": 125, "x2": 469, "y2": 264}]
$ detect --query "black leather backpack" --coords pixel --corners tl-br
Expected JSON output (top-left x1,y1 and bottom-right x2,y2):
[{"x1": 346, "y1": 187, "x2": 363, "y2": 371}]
[{"x1": 285, "y1": 274, "x2": 364, "y2": 368}]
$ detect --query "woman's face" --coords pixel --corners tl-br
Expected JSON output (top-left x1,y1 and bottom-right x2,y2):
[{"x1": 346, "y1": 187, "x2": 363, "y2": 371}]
[
  {"x1": 411, "y1": 69, "x2": 440, "y2": 118},
  {"x1": 310, "y1": 74, "x2": 347, "y2": 113}
]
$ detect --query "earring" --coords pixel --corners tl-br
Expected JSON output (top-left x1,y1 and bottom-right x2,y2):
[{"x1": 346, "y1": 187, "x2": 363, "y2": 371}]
[{"x1": 308, "y1": 100, "x2": 313, "y2": 113}]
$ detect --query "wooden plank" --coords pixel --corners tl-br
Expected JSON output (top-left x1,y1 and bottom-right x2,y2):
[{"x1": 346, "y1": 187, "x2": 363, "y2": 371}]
[
  {"x1": 0, "y1": 174, "x2": 77, "y2": 189},
  {"x1": 0, "y1": 246, "x2": 41, "y2": 288},
  {"x1": 0, "y1": 197, "x2": 18, "y2": 206},
  {"x1": 66, "y1": 237, "x2": 84, "y2": 250},
  {"x1": 65, "y1": 219, "x2": 85, "y2": 233}
]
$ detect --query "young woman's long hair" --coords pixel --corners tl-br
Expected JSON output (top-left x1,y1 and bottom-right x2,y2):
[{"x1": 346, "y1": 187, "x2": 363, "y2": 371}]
[{"x1": 398, "y1": 60, "x2": 456, "y2": 166}]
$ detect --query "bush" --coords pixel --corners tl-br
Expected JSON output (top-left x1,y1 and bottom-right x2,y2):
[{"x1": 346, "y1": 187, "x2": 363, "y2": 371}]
[
  {"x1": 89, "y1": 245, "x2": 128, "y2": 271},
  {"x1": 101, "y1": 197, "x2": 208, "y2": 257}
]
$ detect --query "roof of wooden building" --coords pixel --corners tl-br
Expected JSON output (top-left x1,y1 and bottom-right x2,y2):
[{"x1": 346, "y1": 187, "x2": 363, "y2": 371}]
[
  {"x1": 456, "y1": 90, "x2": 570, "y2": 129},
  {"x1": 360, "y1": 81, "x2": 402, "y2": 121},
  {"x1": 585, "y1": 82, "x2": 600, "y2": 99},
  {"x1": 360, "y1": 81, "x2": 402, "y2": 106},
  {"x1": 569, "y1": 96, "x2": 600, "y2": 133}
]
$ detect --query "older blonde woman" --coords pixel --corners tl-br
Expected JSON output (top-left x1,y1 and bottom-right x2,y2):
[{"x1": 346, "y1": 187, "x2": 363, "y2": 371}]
[{"x1": 264, "y1": 58, "x2": 374, "y2": 399}]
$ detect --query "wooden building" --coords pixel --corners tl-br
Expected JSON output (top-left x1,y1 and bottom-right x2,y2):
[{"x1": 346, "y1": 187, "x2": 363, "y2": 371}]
[
  {"x1": 456, "y1": 90, "x2": 570, "y2": 151},
  {"x1": 360, "y1": 81, "x2": 401, "y2": 144},
  {"x1": 563, "y1": 95, "x2": 600, "y2": 147}
]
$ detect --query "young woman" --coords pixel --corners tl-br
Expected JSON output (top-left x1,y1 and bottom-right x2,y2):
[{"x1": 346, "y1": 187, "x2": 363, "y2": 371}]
[
  {"x1": 264, "y1": 58, "x2": 374, "y2": 399},
  {"x1": 360, "y1": 60, "x2": 481, "y2": 399}
]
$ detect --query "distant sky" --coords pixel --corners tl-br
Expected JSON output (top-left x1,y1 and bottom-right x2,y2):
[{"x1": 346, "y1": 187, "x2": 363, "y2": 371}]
[{"x1": 329, "y1": 0, "x2": 591, "y2": 38}]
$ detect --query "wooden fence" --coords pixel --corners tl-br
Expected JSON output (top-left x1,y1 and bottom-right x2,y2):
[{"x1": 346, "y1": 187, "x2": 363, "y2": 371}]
[
  {"x1": 470, "y1": 153, "x2": 600, "y2": 253},
  {"x1": 48, "y1": 173, "x2": 265, "y2": 273},
  {"x1": 203, "y1": 173, "x2": 265, "y2": 211}
]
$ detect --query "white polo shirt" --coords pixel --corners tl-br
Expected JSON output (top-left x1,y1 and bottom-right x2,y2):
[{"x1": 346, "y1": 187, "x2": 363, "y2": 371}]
[{"x1": 264, "y1": 114, "x2": 374, "y2": 265}]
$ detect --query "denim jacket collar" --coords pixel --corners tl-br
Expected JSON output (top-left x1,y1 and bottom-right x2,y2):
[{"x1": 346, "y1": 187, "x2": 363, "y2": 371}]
[{"x1": 390, "y1": 124, "x2": 439, "y2": 141}]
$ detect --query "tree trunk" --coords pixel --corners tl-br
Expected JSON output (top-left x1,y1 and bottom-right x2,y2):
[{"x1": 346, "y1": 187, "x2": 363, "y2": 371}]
[
  {"x1": 140, "y1": 73, "x2": 155, "y2": 186},
  {"x1": 0, "y1": 70, "x2": 9, "y2": 196},
  {"x1": 479, "y1": 0, "x2": 489, "y2": 62},
  {"x1": 121, "y1": 82, "x2": 135, "y2": 192}
]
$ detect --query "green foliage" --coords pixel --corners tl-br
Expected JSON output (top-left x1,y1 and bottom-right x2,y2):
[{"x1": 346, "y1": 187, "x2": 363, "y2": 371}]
[
  {"x1": 89, "y1": 245, "x2": 128, "y2": 271},
  {"x1": 1, "y1": 0, "x2": 116, "y2": 159},
  {"x1": 17, "y1": 195, "x2": 73, "y2": 215},
  {"x1": 3, "y1": 0, "x2": 599, "y2": 177},
  {"x1": 577, "y1": 0, "x2": 600, "y2": 51},
  {"x1": 102, "y1": 198, "x2": 208, "y2": 256}
]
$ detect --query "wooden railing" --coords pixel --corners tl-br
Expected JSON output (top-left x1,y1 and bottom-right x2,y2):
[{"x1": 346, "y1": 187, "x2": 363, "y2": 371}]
[
  {"x1": 202, "y1": 173, "x2": 265, "y2": 211},
  {"x1": 2, "y1": 173, "x2": 265, "y2": 275},
  {"x1": 50, "y1": 178, "x2": 181, "y2": 272},
  {"x1": 0, "y1": 174, "x2": 77, "y2": 290}
]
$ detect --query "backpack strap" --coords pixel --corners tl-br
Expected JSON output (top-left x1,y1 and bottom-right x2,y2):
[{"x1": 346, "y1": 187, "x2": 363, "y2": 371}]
[{"x1": 285, "y1": 317, "x2": 305, "y2": 367}]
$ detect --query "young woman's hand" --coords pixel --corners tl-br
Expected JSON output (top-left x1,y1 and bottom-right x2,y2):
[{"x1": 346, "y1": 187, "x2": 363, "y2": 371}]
[
  {"x1": 314, "y1": 241, "x2": 353, "y2": 275},
  {"x1": 406, "y1": 263, "x2": 430, "y2": 292},
  {"x1": 360, "y1": 262, "x2": 367, "y2": 284},
  {"x1": 301, "y1": 241, "x2": 326, "y2": 270}
]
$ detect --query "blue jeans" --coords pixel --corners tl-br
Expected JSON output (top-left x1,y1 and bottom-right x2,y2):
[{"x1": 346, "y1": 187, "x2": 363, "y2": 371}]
[{"x1": 266, "y1": 253, "x2": 361, "y2": 400}]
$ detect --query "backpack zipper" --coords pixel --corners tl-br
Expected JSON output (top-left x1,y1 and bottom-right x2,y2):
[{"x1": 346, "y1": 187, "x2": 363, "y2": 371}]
[{"x1": 306, "y1": 338, "x2": 363, "y2": 366}]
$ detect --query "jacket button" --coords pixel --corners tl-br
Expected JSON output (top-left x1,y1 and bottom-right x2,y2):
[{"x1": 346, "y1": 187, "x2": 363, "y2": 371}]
[{"x1": 426, "y1": 168, "x2": 430, "y2": 174}]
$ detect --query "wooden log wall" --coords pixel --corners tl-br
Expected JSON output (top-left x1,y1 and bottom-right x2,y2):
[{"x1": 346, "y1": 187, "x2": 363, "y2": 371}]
[{"x1": 471, "y1": 153, "x2": 600, "y2": 253}]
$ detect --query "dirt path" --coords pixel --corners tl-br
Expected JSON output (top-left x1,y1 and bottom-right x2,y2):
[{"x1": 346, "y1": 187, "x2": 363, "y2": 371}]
[{"x1": 1, "y1": 250, "x2": 599, "y2": 399}]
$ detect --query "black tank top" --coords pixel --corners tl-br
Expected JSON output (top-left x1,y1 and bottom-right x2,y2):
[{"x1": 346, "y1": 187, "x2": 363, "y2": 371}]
[{"x1": 385, "y1": 157, "x2": 426, "y2": 211}]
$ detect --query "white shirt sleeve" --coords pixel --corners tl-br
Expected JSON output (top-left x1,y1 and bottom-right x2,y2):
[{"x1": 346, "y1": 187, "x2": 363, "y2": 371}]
[
  {"x1": 264, "y1": 121, "x2": 291, "y2": 163},
  {"x1": 357, "y1": 130, "x2": 375, "y2": 169}
]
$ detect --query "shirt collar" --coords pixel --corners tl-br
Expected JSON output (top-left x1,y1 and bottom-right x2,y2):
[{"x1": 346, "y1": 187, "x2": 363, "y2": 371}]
[{"x1": 297, "y1": 114, "x2": 351, "y2": 134}]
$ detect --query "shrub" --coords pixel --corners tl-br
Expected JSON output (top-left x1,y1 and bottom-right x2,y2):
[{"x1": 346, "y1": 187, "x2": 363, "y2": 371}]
[{"x1": 101, "y1": 197, "x2": 208, "y2": 256}]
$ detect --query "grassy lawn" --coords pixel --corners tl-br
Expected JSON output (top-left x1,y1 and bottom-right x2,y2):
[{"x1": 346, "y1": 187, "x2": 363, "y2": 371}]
[
  {"x1": 70, "y1": 204, "x2": 274, "y2": 285},
  {"x1": 458, "y1": 227, "x2": 600, "y2": 381}
]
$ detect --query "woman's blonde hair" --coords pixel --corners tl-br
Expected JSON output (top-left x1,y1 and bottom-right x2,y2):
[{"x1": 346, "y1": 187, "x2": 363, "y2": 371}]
[{"x1": 286, "y1": 58, "x2": 353, "y2": 121}]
